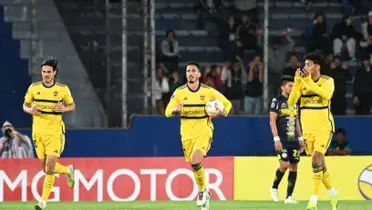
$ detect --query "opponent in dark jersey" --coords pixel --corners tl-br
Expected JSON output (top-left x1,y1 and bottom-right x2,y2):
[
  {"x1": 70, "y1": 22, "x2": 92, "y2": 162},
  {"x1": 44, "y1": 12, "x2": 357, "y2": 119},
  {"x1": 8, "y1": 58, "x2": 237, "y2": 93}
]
[{"x1": 269, "y1": 75, "x2": 304, "y2": 204}]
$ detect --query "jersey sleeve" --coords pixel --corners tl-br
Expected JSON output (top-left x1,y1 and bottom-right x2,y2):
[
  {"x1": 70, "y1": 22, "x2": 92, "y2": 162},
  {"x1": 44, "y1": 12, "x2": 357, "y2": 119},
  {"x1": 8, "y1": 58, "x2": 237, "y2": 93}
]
[
  {"x1": 24, "y1": 85, "x2": 34, "y2": 104},
  {"x1": 63, "y1": 86, "x2": 74, "y2": 105},
  {"x1": 165, "y1": 90, "x2": 180, "y2": 117},
  {"x1": 212, "y1": 89, "x2": 232, "y2": 116},
  {"x1": 269, "y1": 98, "x2": 280, "y2": 113},
  {"x1": 288, "y1": 76, "x2": 302, "y2": 106},
  {"x1": 302, "y1": 76, "x2": 334, "y2": 100}
]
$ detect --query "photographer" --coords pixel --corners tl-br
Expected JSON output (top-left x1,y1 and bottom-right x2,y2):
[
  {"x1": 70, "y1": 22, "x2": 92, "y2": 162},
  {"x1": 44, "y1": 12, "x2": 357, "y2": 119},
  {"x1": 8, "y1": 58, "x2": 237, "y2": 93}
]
[{"x1": 0, "y1": 121, "x2": 34, "y2": 158}]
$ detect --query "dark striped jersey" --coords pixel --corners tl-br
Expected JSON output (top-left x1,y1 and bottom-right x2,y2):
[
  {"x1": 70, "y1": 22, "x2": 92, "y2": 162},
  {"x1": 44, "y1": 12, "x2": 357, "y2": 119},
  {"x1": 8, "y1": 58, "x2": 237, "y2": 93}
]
[{"x1": 270, "y1": 95, "x2": 300, "y2": 148}]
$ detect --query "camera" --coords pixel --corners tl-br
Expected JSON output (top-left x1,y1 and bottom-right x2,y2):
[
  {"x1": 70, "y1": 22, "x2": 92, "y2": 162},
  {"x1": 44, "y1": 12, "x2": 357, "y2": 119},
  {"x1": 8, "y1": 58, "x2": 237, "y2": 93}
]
[{"x1": 4, "y1": 128, "x2": 12, "y2": 138}]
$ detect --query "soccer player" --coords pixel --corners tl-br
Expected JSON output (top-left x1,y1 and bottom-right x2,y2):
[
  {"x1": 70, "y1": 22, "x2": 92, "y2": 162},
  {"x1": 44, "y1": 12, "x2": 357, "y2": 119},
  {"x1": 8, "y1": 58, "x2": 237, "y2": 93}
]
[
  {"x1": 23, "y1": 57, "x2": 76, "y2": 210},
  {"x1": 165, "y1": 61, "x2": 232, "y2": 210},
  {"x1": 288, "y1": 52, "x2": 339, "y2": 210},
  {"x1": 269, "y1": 76, "x2": 304, "y2": 204}
]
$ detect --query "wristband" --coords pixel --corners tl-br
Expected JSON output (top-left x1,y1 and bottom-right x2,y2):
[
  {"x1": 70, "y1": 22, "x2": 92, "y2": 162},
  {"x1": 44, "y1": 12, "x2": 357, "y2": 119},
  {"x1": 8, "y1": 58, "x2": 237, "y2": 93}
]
[
  {"x1": 298, "y1": 136, "x2": 304, "y2": 142},
  {"x1": 273, "y1": 136, "x2": 280, "y2": 142}
]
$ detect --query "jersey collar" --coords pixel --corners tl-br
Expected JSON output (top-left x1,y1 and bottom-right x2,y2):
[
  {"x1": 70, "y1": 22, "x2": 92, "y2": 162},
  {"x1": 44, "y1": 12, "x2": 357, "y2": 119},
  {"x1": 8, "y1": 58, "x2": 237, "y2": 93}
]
[
  {"x1": 187, "y1": 82, "x2": 201, "y2": 92},
  {"x1": 42, "y1": 81, "x2": 56, "y2": 88}
]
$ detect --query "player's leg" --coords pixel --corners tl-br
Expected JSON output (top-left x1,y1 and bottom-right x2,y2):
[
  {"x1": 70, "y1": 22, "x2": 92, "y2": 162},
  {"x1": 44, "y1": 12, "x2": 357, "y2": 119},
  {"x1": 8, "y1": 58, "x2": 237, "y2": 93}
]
[
  {"x1": 270, "y1": 153, "x2": 289, "y2": 202},
  {"x1": 306, "y1": 132, "x2": 333, "y2": 210},
  {"x1": 322, "y1": 159, "x2": 339, "y2": 210},
  {"x1": 190, "y1": 136, "x2": 212, "y2": 208},
  {"x1": 284, "y1": 149, "x2": 300, "y2": 204},
  {"x1": 33, "y1": 134, "x2": 48, "y2": 210},
  {"x1": 52, "y1": 133, "x2": 75, "y2": 188}
]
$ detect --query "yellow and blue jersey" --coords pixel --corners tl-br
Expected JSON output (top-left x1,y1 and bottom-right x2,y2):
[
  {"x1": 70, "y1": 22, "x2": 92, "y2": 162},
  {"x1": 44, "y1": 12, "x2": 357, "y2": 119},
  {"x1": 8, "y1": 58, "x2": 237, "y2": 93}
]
[
  {"x1": 165, "y1": 83, "x2": 232, "y2": 140},
  {"x1": 24, "y1": 81, "x2": 74, "y2": 135},
  {"x1": 288, "y1": 75, "x2": 335, "y2": 133}
]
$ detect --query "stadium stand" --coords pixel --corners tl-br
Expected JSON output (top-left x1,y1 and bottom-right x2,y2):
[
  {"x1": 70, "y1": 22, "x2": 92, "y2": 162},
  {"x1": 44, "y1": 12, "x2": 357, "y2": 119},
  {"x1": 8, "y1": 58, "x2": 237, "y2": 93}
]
[{"x1": 0, "y1": 4, "x2": 30, "y2": 127}]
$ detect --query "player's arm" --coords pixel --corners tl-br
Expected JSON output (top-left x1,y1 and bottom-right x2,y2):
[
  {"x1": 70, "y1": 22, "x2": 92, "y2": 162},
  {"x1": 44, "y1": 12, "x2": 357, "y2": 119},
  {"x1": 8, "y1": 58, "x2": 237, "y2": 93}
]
[
  {"x1": 60, "y1": 86, "x2": 75, "y2": 112},
  {"x1": 23, "y1": 85, "x2": 40, "y2": 115},
  {"x1": 302, "y1": 76, "x2": 334, "y2": 100},
  {"x1": 288, "y1": 76, "x2": 302, "y2": 106},
  {"x1": 269, "y1": 98, "x2": 280, "y2": 142},
  {"x1": 295, "y1": 114, "x2": 304, "y2": 142},
  {"x1": 165, "y1": 90, "x2": 180, "y2": 117},
  {"x1": 214, "y1": 90, "x2": 232, "y2": 116}
]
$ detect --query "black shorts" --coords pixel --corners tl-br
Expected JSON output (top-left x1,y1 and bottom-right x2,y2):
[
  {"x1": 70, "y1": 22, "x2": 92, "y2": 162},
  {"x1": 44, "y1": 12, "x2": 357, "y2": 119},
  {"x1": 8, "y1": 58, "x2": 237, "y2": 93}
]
[{"x1": 277, "y1": 147, "x2": 300, "y2": 164}]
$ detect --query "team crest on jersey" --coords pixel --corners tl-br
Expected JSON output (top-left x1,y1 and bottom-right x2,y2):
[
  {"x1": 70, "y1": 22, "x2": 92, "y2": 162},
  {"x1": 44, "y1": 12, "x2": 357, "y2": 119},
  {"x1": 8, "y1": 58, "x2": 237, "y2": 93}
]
[
  {"x1": 54, "y1": 91, "x2": 58, "y2": 96},
  {"x1": 200, "y1": 95, "x2": 205, "y2": 100}
]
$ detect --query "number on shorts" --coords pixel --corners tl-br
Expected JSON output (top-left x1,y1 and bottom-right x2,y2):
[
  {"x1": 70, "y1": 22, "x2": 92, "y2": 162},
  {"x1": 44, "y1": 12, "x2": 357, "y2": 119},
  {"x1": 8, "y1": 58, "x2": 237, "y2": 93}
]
[{"x1": 293, "y1": 149, "x2": 300, "y2": 159}]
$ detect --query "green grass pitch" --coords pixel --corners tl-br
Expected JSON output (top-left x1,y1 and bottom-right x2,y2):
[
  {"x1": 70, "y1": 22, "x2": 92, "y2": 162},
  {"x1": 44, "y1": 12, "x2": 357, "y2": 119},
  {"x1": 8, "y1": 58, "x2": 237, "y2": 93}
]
[{"x1": 1, "y1": 201, "x2": 371, "y2": 210}]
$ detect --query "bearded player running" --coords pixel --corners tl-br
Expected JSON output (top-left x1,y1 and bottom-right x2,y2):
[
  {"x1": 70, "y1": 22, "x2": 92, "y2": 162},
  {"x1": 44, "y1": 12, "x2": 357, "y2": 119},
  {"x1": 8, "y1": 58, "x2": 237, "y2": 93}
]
[
  {"x1": 165, "y1": 61, "x2": 232, "y2": 210},
  {"x1": 23, "y1": 57, "x2": 76, "y2": 210}
]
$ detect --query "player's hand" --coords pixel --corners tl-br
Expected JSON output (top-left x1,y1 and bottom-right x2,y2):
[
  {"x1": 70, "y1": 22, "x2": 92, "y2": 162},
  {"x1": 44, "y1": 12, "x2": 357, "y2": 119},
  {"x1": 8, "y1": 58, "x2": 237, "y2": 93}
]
[
  {"x1": 55, "y1": 102, "x2": 67, "y2": 113},
  {"x1": 295, "y1": 68, "x2": 302, "y2": 77},
  {"x1": 172, "y1": 103, "x2": 183, "y2": 115},
  {"x1": 209, "y1": 104, "x2": 225, "y2": 118},
  {"x1": 300, "y1": 141, "x2": 305, "y2": 153},
  {"x1": 29, "y1": 104, "x2": 41, "y2": 115},
  {"x1": 274, "y1": 141, "x2": 283, "y2": 153},
  {"x1": 300, "y1": 68, "x2": 310, "y2": 77}
]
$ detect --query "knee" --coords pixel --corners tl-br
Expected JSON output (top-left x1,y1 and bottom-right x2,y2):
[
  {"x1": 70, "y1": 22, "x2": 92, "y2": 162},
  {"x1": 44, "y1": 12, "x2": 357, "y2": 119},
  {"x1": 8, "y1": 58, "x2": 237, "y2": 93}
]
[
  {"x1": 333, "y1": 38, "x2": 342, "y2": 45},
  {"x1": 45, "y1": 161, "x2": 56, "y2": 174},
  {"x1": 191, "y1": 163, "x2": 202, "y2": 171},
  {"x1": 347, "y1": 38, "x2": 356, "y2": 44},
  {"x1": 279, "y1": 162, "x2": 289, "y2": 171}
]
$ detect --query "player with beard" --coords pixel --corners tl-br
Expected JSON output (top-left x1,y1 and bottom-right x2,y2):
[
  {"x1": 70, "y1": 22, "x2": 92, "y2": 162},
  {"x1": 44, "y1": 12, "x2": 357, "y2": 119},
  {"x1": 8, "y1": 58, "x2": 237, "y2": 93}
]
[
  {"x1": 23, "y1": 57, "x2": 76, "y2": 210},
  {"x1": 165, "y1": 61, "x2": 232, "y2": 210}
]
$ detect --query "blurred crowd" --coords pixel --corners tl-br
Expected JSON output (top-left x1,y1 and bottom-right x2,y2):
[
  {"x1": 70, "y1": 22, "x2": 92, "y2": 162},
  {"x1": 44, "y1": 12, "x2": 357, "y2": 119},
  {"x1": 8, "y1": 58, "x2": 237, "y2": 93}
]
[{"x1": 156, "y1": 0, "x2": 372, "y2": 116}]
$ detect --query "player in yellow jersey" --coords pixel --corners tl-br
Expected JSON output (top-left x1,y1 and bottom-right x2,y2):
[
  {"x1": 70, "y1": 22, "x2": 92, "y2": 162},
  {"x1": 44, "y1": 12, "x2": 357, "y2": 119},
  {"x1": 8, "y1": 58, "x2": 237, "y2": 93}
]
[
  {"x1": 288, "y1": 52, "x2": 339, "y2": 210},
  {"x1": 23, "y1": 57, "x2": 76, "y2": 210},
  {"x1": 165, "y1": 61, "x2": 232, "y2": 210}
]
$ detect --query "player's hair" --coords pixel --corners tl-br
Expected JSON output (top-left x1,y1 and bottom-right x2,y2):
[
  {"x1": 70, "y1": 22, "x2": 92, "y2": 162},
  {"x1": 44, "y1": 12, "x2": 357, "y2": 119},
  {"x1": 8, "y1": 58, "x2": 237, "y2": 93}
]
[
  {"x1": 280, "y1": 75, "x2": 294, "y2": 86},
  {"x1": 304, "y1": 52, "x2": 324, "y2": 66},
  {"x1": 187, "y1": 61, "x2": 201, "y2": 72},
  {"x1": 335, "y1": 128, "x2": 346, "y2": 135},
  {"x1": 41, "y1": 57, "x2": 59, "y2": 77}
]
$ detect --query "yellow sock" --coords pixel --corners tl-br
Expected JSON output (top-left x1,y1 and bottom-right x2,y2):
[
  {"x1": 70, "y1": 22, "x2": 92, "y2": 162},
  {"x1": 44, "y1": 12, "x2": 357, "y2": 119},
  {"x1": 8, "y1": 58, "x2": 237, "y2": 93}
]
[
  {"x1": 54, "y1": 162, "x2": 69, "y2": 175},
  {"x1": 322, "y1": 168, "x2": 333, "y2": 190},
  {"x1": 41, "y1": 174, "x2": 56, "y2": 201},
  {"x1": 192, "y1": 164, "x2": 206, "y2": 191},
  {"x1": 312, "y1": 166, "x2": 323, "y2": 195}
]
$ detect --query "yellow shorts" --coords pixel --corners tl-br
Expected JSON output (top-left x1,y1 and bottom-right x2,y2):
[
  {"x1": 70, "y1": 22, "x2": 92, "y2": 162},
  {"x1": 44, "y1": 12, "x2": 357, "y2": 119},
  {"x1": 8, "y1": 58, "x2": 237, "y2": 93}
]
[
  {"x1": 32, "y1": 132, "x2": 65, "y2": 159},
  {"x1": 303, "y1": 131, "x2": 333, "y2": 155},
  {"x1": 182, "y1": 135, "x2": 212, "y2": 162}
]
